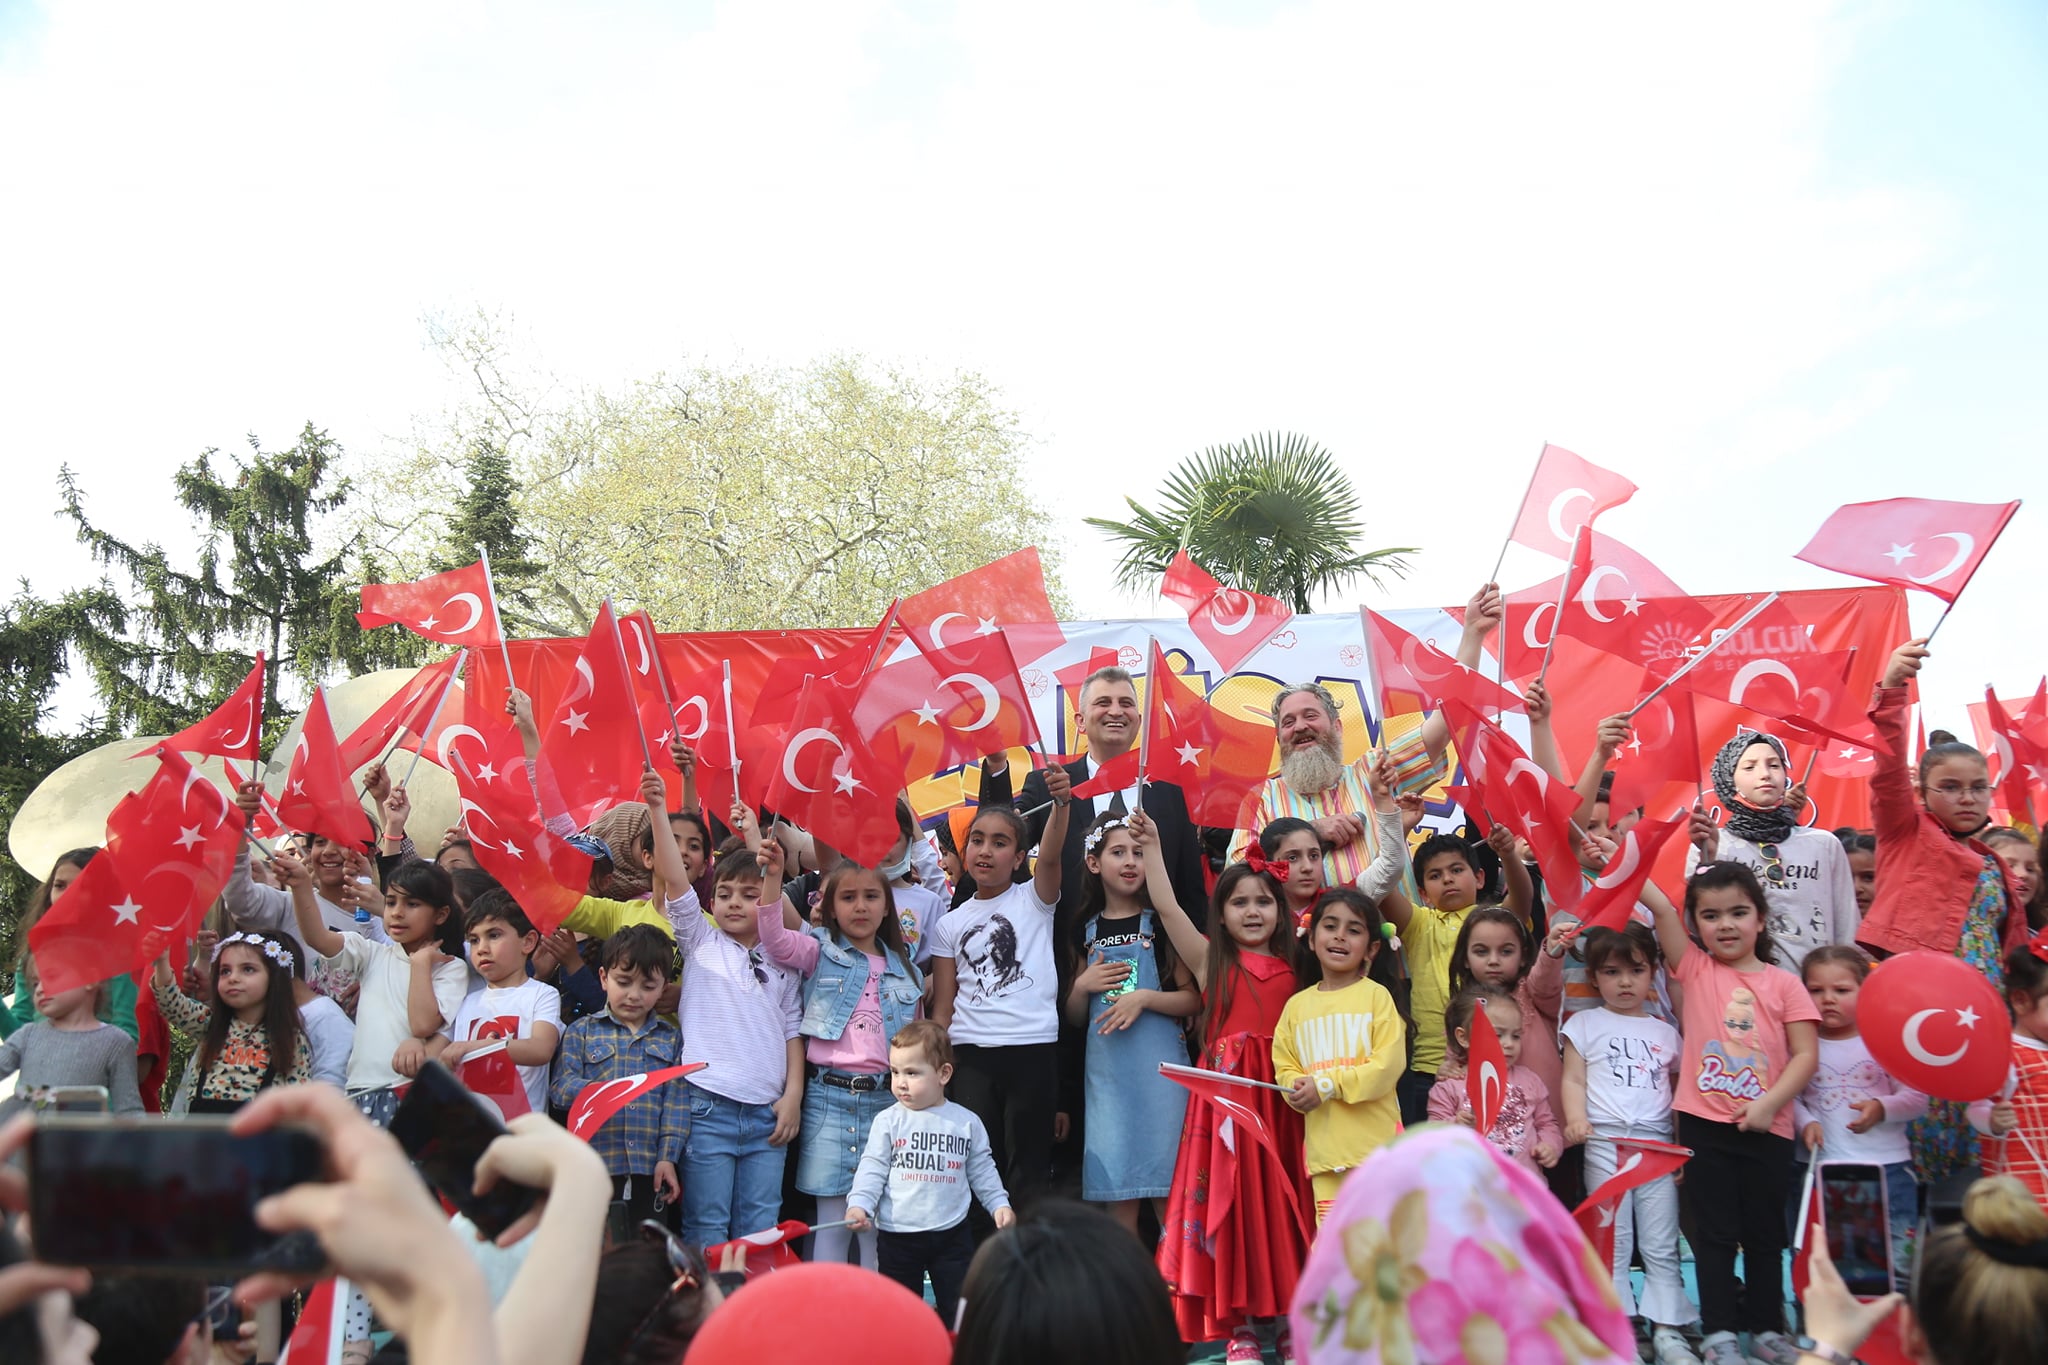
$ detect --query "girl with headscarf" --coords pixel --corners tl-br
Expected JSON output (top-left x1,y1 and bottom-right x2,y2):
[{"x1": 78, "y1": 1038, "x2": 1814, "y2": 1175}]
[{"x1": 1686, "y1": 730, "x2": 1860, "y2": 973}]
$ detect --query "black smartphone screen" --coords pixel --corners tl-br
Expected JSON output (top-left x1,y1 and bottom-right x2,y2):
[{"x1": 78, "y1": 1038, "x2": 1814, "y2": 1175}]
[
  {"x1": 1819, "y1": 1161, "x2": 1894, "y2": 1298},
  {"x1": 28, "y1": 1118, "x2": 327, "y2": 1276},
  {"x1": 388, "y1": 1060, "x2": 538, "y2": 1239}
]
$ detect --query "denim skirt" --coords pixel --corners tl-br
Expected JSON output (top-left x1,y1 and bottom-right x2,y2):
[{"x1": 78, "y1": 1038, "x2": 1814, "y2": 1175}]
[{"x1": 794, "y1": 1071, "x2": 894, "y2": 1196}]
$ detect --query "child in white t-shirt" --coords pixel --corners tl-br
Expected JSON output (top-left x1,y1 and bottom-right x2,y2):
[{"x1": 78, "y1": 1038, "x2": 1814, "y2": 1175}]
[
  {"x1": 431, "y1": 890, "x2": 563, "y2": 1116},
  {"x1": 929, "y1": 770, "x2": 1071, "y2": 1213},
  {"x1": 1794, "y1": 944, "x2": 1925, "y2": 1288},
  {"x1": 1559, "y1": 922, "x2": 1695, "y2": 1359}
]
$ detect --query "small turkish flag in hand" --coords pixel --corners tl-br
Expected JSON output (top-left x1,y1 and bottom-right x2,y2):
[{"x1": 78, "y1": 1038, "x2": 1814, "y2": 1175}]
[
  {"x1": 1159, "y1": 552, "x2": 1292, "y2": 674},
  {"x1": 898, "y1": 548, "x2": 1065, "y2": 666},
  {"x1": 155, "y1": 653, "x2": 266, "y2": 764},
  {"x1": 565, "y1": 1063, "x2": 707, "y2": 1141},
  {"x1": 1573, "y1": 1138, "x2": 1691, "y2": 1270},
  {"x1": 449, "y1": 758, "x2": 593, "y2": 934},
  {"x1": 358, "y1": 561, "x2": 503, "y2": 647},
  {"x1": 1362, "y1": 608, "x2": 1524, "y2": 723},
  {"x1": 1509, "y1": 444, "x2": 1639, "y2": 562},
  {"x1": 275, "y1": 690, "x2": 373, "y2": 851},
  {"x1": 536, "y1": 603, "x2": 650, "y2": 827},
  {"x1": 1795, "y1": 497, "x2": 2020, "y2": 603},
  {"x1": 1570, "y1": 811, "x2": 1687, "y2": 936},
  {"x1": 1442, "y1": 700, "x2": 1584, "y2": 913},
  {"x1": 340, "y1": 653, "x2": 465, "y2": 772},
  {"x1": 1141, "y1": 642, "x2": 1278, "y2": 827},
  {"x1": 1465, "y1": 998, "x2": 1508, "y2": 1134}
]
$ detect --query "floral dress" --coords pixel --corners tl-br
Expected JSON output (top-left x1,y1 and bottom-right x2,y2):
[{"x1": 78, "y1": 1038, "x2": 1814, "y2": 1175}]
[
  {"x1": 154, "y1": 977, "x2": 311, "y2": 1113},
  {"x1": 1909, "y1": 858, "x2": 2007, "y2": 1182}
]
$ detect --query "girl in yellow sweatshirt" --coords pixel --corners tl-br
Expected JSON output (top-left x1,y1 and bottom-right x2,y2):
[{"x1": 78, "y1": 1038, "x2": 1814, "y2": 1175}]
[{"x1": 1273, "y1": 887, "x2": 1407, "y2": 1222}]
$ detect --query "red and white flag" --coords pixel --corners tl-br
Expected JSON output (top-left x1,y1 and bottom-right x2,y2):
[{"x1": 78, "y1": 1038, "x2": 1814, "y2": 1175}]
[
  {"x1": 1795, "y1": 497, "x2": 2020, "y2": 604},
  {"x1": 1508, "y1": 444, "x2": 1638, "y2": 562},
  {"x1": 449, "y1": 755, "x2": 593, "y2": 934},
  {"x1": 1442, "y1": 701, "x2": 1584, "y2": 913},
  {"x1": 763, "y1": 682, "x2": 909, "y2": 867},
  {"x1": 1504, "y1": 531, "x2": 1712, "y2": 675},
  {"x1": 1159, "y1": 1063, "x2": 1311, "y2": 1240},
  {"x1": 856, "y1": 629, "x2": 1041, "y2": 774},
  {"x1": 565, "y1": 1063, "x2": 707, "y2": 1141},
  {"x1": 357, "y1": 561, "x2": 504, "y2": 647},
  {"x1": 1608, "y1": 674, "x2": 1701, "y2": 819},
  {"x1": 1466, "y1": 999, "x2": 1507, "y2": 1134},
  {"x1": 1570, "y1": 811, "x2": 1688, "y2": 936},
  {"x1": 669, "y1": 662, "x2": 775, "y2": 816},
  {"x1": 1361, "y1": 608, "x2": 1524, "y2": 723},
  {"x1": 1573, "y1": 1138, "x2": 1691, "y2": 1270},
  {"x1": 275, "y1": 690, "x2": 373, "y2": 851},
  {"x1": 1140, "y1": 642, "x2": 1279, "y2": 827},
  {"x1": 1159, "y1": 551, "x2": 1292, "y2": 674},
  {"x1": 898, "y1": 548, "x2": 1065, "y2": 666},
  {"x1": 339, "y1": 652, "x2": 466, "y2": 772},
  {"x1": 454, "y1": 1040, "x2": 532, "y2": 1122},
  {"x1": 154, "y1": 653, "x2": 265, "y2": 764},
  {"x1": 536, "y1": 603, "x2": 651, "y2": 827},
  {"x1": 277, "y1": 1277, "x2": 350, "y2": 1365}
]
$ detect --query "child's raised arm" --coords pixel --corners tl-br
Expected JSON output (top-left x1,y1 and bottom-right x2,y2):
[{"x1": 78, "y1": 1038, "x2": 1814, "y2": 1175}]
[
  {"x1": 1033, "y1": 764, "x2": 1072, "y2": 906},
  {"x1": 1572, "y1": 714, "x2": 1631, "y2": 825},
  {"x1": 280, "y1": 852, "x2": 344, "y2": 961},
  {"x1": 1132, "y1": 810, "x2": 1208, "y2": 985},
  {"x1": 640, "y1": 768, "x2": 689, "y2": 899},
  {"x1": 1637, "y1": 866, "x2": 1691, "y2": 972},
  {"x1": 1487, "y1": 825, "x2": 1534, "y2": 923},
  {"x1": 1421, "y1": 582, "x2": 1502, "y2": 761}
]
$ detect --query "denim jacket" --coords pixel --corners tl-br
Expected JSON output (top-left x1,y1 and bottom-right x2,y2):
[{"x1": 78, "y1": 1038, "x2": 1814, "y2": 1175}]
[{"x1": 802, "y1": 932, "x2": 923, "y2": 1043}]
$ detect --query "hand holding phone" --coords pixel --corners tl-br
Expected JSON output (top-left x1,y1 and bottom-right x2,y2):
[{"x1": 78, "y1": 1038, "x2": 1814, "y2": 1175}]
[
  {"x1": 389, "y1": 1060, "x2": 541, "y2": 1240},
  {"x1": 1817, "y1": 1161, "x2": 1895, "y2": 1298}
]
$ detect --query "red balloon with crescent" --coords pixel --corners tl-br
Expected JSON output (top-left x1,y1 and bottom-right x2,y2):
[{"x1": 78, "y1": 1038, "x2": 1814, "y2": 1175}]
[{"x1": 1859, "y1": 951, "x2": 2010, "y2": 1102}]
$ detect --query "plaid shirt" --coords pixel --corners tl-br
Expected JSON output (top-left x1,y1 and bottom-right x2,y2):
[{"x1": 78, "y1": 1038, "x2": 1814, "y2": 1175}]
[{"x1": 550, "y1": 1009, "x2": 689, "y2": 1176}]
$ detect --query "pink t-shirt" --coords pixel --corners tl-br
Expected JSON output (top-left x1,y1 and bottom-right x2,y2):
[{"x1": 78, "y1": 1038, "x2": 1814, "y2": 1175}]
[
  {"x1": 810, "y1": 954, "x2": 888, "y2": 1074},
  {"x1": 1671, "y1": 949, "x2": 1819, "y2": 1139}
]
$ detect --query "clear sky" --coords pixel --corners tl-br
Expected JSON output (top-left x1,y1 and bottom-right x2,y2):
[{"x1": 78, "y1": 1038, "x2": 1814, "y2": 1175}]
[{"x1": 3, "y1": 0, "x2": 2044, "y2": 730}]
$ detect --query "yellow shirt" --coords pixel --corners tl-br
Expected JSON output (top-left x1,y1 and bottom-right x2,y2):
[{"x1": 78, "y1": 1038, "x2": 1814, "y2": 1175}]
[
  {"x1": 1406, "y1": 903, "x2": 1474, "y2": 1076},
  {"x1": 1271, "y1": 976, "x2": 1405, "y2": 1175},
  {"x1": 562, "y1": 894, "x2": 671, "y2": 941}
]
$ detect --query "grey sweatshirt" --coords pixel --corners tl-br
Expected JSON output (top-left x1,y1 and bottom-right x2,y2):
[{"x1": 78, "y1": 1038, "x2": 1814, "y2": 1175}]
[{"x1": 846, "y1": 1099, "x2": 1011, "y2": 1233}]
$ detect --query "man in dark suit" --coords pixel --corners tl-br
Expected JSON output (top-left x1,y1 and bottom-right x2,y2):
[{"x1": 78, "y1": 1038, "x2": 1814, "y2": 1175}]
[{"x1": 976, "y1": 665, "x2": 1208, "y2": 929}]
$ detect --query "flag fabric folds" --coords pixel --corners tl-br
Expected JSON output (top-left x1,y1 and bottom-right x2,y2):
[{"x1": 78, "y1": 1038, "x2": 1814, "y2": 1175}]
[
  {"x1": 357, "y1": 561, "x2": 504, "y2": 647},
  {"x1": 1795, "y1": 497, "x2": 2019, "y2": 603}
]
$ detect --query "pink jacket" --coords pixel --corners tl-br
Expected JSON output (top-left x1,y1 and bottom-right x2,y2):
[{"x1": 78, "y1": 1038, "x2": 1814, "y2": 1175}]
[{"x1": 1856, "y1": 685, "x2": 2027, "y2": 959}]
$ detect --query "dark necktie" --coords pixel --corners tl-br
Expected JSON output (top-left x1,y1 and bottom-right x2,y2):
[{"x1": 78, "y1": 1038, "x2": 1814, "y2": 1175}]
[{"x1": 1106, "y1": 790, "x2": 1128, "y2": 818}]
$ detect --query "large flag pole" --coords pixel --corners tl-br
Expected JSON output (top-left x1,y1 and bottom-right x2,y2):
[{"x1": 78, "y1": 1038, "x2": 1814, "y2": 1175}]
[
  {"x1": 1534, "y1": 526, "x2": 1584, "y2": 689},
  {"x1": 400, "y1": 652, "x2": 469, "y2": 788},
  {"x1": 477, "y1": 544, "x2": 520, "y2": 691}
]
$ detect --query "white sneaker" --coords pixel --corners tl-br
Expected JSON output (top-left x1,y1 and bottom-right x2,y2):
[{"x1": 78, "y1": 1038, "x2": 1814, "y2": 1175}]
[
  {"x1": 1747, "y1": 1331, "x2": 1802, "y2": 1365},
  {"x1": 1699, "y1": 1333, "x2": 1746, "y2": 1365},
  {"x1": 1652, "y1": 1326, "x2": 1701, "y2": 1365}
]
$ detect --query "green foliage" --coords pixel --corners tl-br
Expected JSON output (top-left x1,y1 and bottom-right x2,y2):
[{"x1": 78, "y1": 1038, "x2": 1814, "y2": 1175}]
[
  {"x1": 58, "y1": 424, "x2": 426, "y2": 747},
  {"x1": 1085, "y1": 432, "x2": 1416, "y2": 612},
  {"x1": 0, "y1": 587, "x2": 122, "y2": 958},
  {"x1": 359, "y1": 319, "x2": 1062, "y2": 634}
]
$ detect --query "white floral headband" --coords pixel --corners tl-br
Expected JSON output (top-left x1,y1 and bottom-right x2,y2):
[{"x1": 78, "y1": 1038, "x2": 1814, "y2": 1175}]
[
  {"x1": 213, "y1": 932, "x2": 295, "y2": 974},
  {"x1": 1083, "y1": 817, "x2": 1132, "y2": 857}
]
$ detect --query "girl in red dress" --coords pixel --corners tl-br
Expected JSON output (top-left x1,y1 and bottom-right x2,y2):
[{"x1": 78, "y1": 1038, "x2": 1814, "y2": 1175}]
[{"x1": 1135, "y1": 811, "x2": 1313, "y2": 1364}]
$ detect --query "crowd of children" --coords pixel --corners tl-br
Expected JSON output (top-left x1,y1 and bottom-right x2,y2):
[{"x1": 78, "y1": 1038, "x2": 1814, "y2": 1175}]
[{"x1": 7, "y1": 623, "x2": 2048, "y2": 1365}]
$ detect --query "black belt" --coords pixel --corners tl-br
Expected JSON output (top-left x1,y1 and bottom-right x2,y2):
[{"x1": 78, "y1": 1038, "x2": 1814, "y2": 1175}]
[{"x1": 808, "y1": 1065, "x2": 887, "y2": 1092}]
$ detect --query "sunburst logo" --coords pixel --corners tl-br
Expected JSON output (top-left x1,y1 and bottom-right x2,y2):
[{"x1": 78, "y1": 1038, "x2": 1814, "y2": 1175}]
[
  {"x1": 1021, "y1": 669, "x2": 1049, "y2": 699},
  {"x1": 1637, "y1": 621, "x2": 1696, "y2": 666}
]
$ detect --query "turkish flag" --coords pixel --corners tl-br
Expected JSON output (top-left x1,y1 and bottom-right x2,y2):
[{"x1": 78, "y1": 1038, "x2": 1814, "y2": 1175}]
[
  {"x1": 1817, "y1": 740, "x2": 1878, "y2": 781},
  {"x1": 1466, "y1": 998, "x2": 1508, "y2": 1133},
  {"x1": 154, "y1": 653, "x2": 265, "y2": 764},
  {"x1": 1795, "y1": 497, "x2": 2020, "y2": 603},
  {"x1": 275, "y1": 690, "x2": 373, "y2": 850},
  {"x1": 536, "y1": 603, "x2": 651, "y2": 827},
  {"x1": 1442, "y1": 700, "x2": 1583, "y2": 912},
  {"x1": 1573, "y1": 1138, "x2": 1692, "y2": 1270},
  {"x1": 449, "y1": 759, "x2": 593, "y2": 933},
  {"x1": 1159, "y1": 551, "x2": 1293, "y2": 674},
  {"x1": 1667, "y1": 598, "x2": 1880, "y2": 753},
  {"x1": 30, "y1": 746, "x2": 243, "y2": 993},
  {"x1": 1504, "y1": 531, "x2": 1713, "y2": 675},
  {"x1": 1608, "y1": 672, "x2": 1701, "y2": 819},
  {"x1": 669, "y1": 662, "x2": 775, "y2": 817},
  {"x1": 357, "y1": 560, "x2": 503, "y2": 647},
  {"x1": 1570, "y1": 812, "x2": 1688, "y2": 935},
  {"x1": 1159, "y1": 1062, "x2": 1312, "y2": 1240},
  {"x1": 752, "y1": 604, "x2": 899, "y2": 730},
  {"x1": 339, "y1": 653, "x2": 466, "y2": 772},
  {"x1": 1361, "y1": 608, "x2": 1524, "y2": 723},
  {"x1": 565, "y1": 1062, "x2": 707, "y2": 1142},
  {"x1": 1142, "y1": 642, "x2": 1279, "y2": 827},
  {"x1": 763, "y1": 682, "x2": 909, "y2": 866},
  {"x1": 856, "y1": 629, "x2": 1040, "y2": 773},
  {"x1": 1509, "y1": 444, "x2": 1639, "y2": 562},
  {"x1": 704, "y1": 1220, "x2": 809, "y2": 1279},
  {"x1": 454, "y1": 1041, "x2": 531, "y2": 1121},
  {"x1": 276, "y1": 1277, "x2": 349, "y2": 1365},
  {"x1": 898, "y1": 548, "x2": 1065, "y2": 666},
  {"x1": 1984, "y1": 689, "x2": 2048, "y2": 816}
]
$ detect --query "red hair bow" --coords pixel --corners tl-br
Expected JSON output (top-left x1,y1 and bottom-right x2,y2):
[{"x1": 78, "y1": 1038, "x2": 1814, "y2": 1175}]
[{"x1": 1244, "y1": 846, "x2": 1282, "y2": 877}]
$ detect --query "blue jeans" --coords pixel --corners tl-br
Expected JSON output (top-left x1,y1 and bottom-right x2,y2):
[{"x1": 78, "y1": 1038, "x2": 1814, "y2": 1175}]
[{"x1": 681, "y1": 1083, "x2": 787, "y2": 1247}]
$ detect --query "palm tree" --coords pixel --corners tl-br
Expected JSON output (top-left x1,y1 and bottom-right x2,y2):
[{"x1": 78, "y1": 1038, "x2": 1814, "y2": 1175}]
[{"x1": 1086, "y1": 433, "x2": 1416, "y2": 612}]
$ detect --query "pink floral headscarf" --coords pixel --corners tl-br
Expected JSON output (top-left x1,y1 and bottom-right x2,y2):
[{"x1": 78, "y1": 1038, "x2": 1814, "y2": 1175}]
[{"x1": 1290, "y1": 1125, "x2": 1635, "y2": 1365}]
